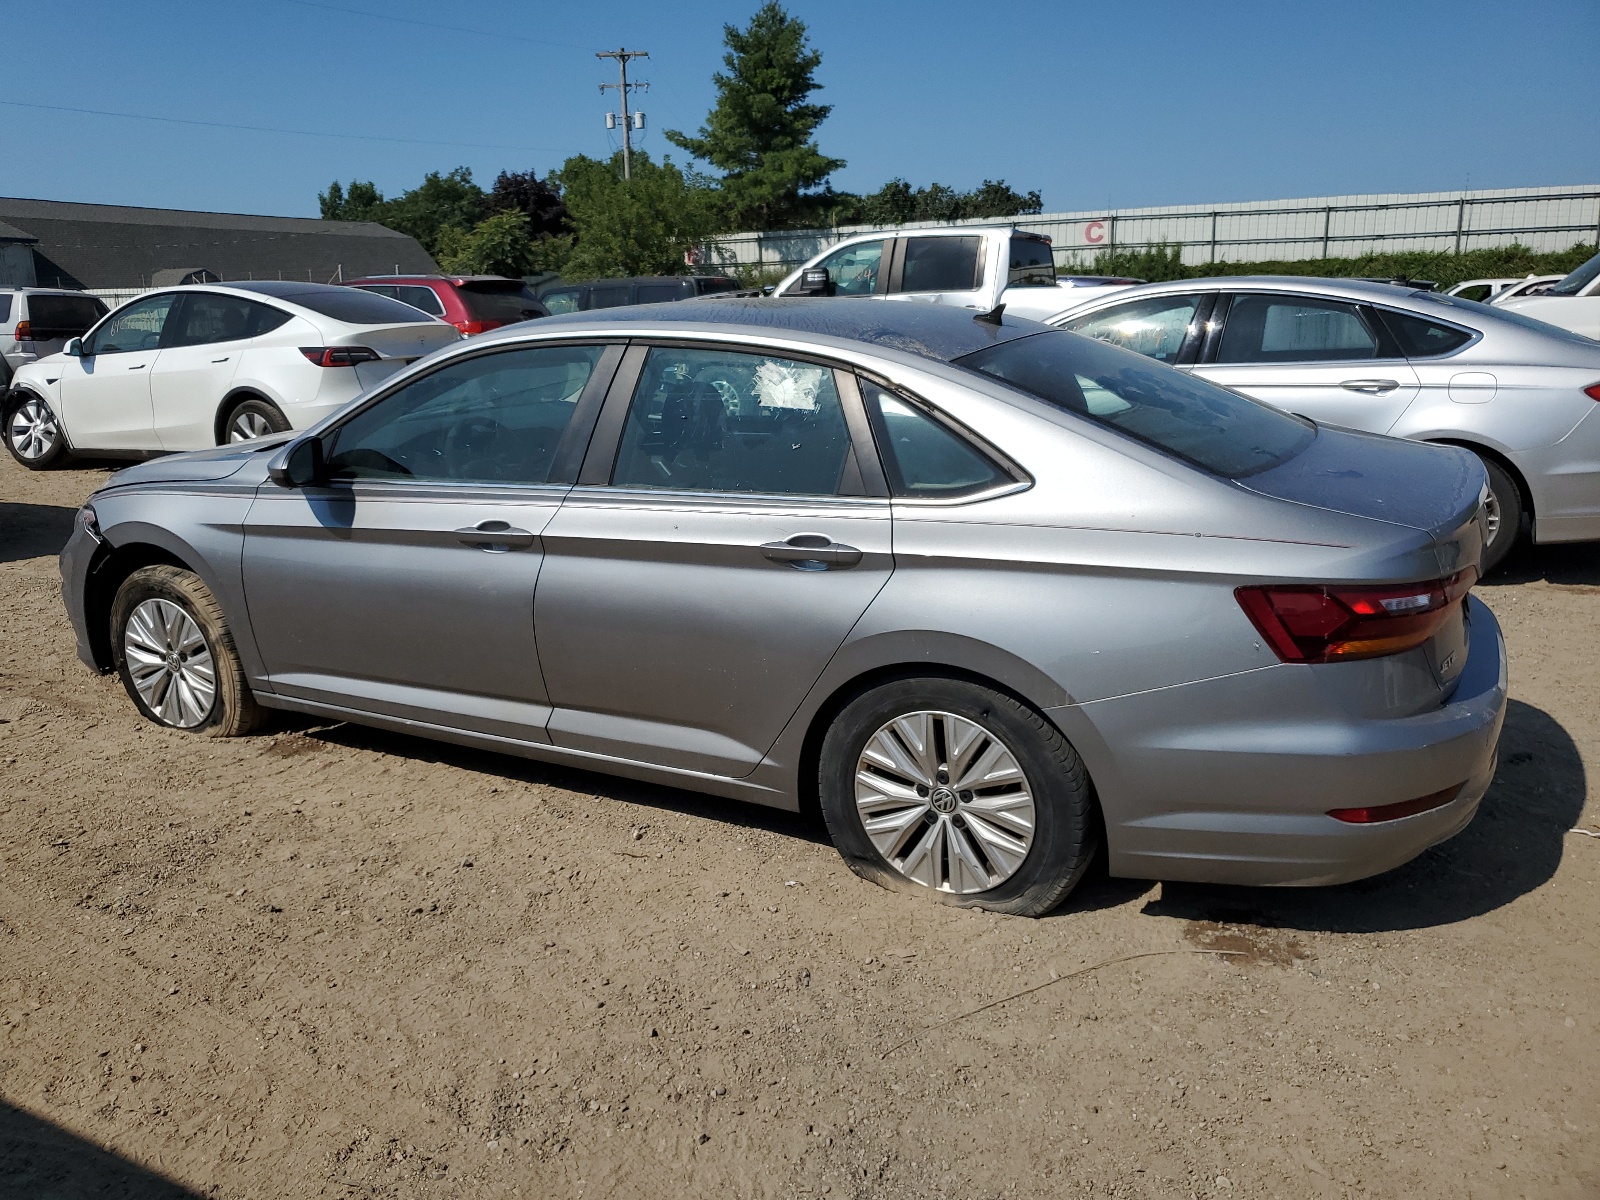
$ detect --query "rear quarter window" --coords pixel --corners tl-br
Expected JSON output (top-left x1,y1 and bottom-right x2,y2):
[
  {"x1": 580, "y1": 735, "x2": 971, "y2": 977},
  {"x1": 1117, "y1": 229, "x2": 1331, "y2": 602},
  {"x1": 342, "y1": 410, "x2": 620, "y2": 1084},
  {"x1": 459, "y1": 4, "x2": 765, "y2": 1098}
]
[
  {"x1": 1377, "y1": 309, "x2": 1473, "y2": 357},
  {"x1": 0, "y1": 295, "x2": 11, "y2": 323}
]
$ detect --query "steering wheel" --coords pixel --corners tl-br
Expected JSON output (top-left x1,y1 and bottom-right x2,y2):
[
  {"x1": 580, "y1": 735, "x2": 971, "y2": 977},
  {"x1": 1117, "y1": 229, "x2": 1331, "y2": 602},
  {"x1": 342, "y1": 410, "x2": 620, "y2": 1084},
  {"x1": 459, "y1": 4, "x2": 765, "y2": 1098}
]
[{"x1": 444, "y1": 415, "x2": 509, "y2": 477}]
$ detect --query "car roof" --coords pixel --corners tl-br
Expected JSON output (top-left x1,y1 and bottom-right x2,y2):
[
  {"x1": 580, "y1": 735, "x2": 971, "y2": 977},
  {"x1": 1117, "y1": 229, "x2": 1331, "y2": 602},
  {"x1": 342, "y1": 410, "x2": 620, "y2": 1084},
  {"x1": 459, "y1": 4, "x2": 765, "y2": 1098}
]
[
  {"x1": 346, "y1": 274, "x2": 520, "y2": 285},
  {"x1": 524, "y1": 296, "x2": 1046, "y2": 363}
]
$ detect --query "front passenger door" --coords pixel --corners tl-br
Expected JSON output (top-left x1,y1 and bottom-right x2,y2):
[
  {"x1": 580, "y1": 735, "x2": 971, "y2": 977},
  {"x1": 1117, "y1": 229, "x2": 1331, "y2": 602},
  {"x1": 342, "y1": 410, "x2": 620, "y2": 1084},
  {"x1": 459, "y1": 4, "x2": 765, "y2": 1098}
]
[
  {"x1": 1193, "y1": 293, "x2": 1419, "y2": 431},
  {"x1": 534, "y1": 343, "x2": 894, "y2": 777}
]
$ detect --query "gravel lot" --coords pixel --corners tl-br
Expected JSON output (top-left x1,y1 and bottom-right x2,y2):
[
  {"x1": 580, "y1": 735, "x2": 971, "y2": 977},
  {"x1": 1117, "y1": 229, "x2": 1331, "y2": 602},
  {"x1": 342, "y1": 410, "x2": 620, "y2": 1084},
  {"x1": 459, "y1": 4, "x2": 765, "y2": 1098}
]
[{"x1": 2, "y1": 452, "x2": 1597, "y2": 1200}]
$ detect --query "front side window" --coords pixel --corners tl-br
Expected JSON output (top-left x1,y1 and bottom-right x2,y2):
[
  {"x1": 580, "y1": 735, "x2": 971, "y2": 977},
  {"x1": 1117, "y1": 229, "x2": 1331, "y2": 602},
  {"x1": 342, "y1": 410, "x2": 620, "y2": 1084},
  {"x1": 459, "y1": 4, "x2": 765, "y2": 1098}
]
[
  {"x1": 612, "y1": 346, "x2": 853, "y2": 496},
  {"x1": 87, "y1": 294, "x2": 177, "y2": 355},
  {"x1": 797, "y1": 240, "x2": 883, "y2": 297},
  {"x1": 324, "y1": 344, "x2": 604, "y2": 484},
  {"x1": 864, "y1": 382, "x2": 1009, "y2": 498},
  {"x1": 1061, "y1": 294, "x2": 1204, "y2": 365},
  {"x1": 899, "y1": 236, "x2": 982, "y2": 293},
  {"x1": 1008, "y1": 237, "x2": 1056, "y2": 287},
  {"x1": 1216, "y1": 294, "x2": 1380, "y2": 363},
  {"x1": 957, "y1": 330, "x2": 1314, "y2": 478}
]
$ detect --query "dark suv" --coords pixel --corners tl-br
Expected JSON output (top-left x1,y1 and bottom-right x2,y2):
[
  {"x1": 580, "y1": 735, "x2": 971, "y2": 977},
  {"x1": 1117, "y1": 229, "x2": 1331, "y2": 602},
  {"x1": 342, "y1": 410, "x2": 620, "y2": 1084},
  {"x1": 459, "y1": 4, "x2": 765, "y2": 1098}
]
[
  {"x1": 344, "y1": 275, "x2": 547, "y2": 336},
  {"x1": 536, "y1": 275, "x2": 746, "y2": 314}
]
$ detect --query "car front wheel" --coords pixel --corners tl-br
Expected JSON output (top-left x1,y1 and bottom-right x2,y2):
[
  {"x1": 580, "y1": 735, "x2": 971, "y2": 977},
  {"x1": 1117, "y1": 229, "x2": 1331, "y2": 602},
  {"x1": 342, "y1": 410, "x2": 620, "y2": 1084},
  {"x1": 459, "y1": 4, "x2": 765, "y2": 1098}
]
[
  {"x1": 110, "y1": 565, "x2": 264, "y2": 737},
  {"x1": 818, "y1": 677, "x2": 1100, "y2": 917},
  {"x1": 4, "y1": 393, "x2": 68, "y2": 468}
]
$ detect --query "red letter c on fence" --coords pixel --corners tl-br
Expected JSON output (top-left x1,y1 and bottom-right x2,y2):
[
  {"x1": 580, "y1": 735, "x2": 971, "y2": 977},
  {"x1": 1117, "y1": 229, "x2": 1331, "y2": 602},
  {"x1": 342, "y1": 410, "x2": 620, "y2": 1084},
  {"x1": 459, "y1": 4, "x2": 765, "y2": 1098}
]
[{"x1": 1084, "y1": 220, "x2": 1105, "y2": 244}]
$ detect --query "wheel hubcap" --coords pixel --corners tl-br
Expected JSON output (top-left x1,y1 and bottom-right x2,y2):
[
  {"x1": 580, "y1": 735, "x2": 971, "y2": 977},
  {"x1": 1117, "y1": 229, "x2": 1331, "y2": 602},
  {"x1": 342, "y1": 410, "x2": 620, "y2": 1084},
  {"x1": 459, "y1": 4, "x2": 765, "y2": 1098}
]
[
  {"x1": 123, "y1": 598, "x2": 217, "y2": 728},
  {"x1": 229, "y1": 411, "x2": 273, "y2": 441},
  {"x1": 8, "y1": 398, "x2": 58, "y2": 460},
  {"x1": 1483, "y1": 489, "x2": 1502, "y2": 543},
  {"x1": 854, "y1": 711, "x2": 1036, "y2": 895}
]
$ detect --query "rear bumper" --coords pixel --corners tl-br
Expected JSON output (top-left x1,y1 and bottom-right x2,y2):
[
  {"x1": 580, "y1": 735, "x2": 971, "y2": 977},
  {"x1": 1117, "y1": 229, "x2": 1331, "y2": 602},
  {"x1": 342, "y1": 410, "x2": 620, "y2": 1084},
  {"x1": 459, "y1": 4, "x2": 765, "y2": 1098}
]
[{"x1": 1049, "y1": 595, "x2": 1508, "y2": 887}]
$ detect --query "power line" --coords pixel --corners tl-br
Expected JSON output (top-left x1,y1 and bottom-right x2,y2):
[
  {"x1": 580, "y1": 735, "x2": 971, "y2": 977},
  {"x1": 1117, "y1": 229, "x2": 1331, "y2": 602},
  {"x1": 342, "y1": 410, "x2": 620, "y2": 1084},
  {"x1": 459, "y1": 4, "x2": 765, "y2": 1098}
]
[
  {"x1": 597, "y1": 48, "x2": 649, "y2": 180},
  {"x1": 270, "y1": 0, "x2": 592, "y2": 49},
  {"x1": 0, "y1": 100, "x2": 560, "y2": 153}
]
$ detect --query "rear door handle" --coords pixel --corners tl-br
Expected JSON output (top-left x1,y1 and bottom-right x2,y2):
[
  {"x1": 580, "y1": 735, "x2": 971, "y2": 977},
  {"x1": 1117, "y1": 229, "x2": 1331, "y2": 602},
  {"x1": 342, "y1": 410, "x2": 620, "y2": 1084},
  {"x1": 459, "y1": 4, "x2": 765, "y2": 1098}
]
[
  {"x1": 761, "y1": 534, "x2": 863, "y2": 570},
  {"x1": 454, "y1": 520, "x2": 535, "y2": 551},
  {"x1": 1340, "y1": 378, "x2": 1399, "y2": 394}
]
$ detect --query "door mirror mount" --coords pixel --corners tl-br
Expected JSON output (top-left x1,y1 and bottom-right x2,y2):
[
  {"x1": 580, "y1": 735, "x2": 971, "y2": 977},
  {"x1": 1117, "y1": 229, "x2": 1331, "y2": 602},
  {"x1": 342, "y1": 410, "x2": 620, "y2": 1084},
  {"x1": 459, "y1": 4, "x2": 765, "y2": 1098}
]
[
  {"x1": 64, "y1": 337, "x2": 84, "y2": 357},
  {"x1": 268, "y1": 436, "x2": 325, "y2": 488}
]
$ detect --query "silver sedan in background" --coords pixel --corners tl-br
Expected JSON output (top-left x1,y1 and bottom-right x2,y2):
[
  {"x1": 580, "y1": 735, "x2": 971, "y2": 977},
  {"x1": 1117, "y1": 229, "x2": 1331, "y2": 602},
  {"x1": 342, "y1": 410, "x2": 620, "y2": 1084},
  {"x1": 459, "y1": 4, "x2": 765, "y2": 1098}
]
[
  {"x1": 59, "y1": 300, "x2": 1505, "y2": 916},
  {"x1": 1051, "y1": 277, "x2": 1600, "y2": 569}
]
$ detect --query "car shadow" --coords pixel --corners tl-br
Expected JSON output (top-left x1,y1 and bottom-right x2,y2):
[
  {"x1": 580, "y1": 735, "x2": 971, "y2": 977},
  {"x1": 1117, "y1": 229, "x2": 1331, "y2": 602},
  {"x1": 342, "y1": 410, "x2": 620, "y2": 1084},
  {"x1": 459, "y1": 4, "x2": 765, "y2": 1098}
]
[
  {"x1": 0, "y1": 501, "x2": 77, "y2": 564},
  {"x1": 0, "y1": 1099, "x2": 203, "y2": 1198},
  {"x1": 1483, "y1": 540, "x2": 1600, "y2": 587},
  {"x1": 1140, "y1": 698, "x2": 1586, "y2": 934}
]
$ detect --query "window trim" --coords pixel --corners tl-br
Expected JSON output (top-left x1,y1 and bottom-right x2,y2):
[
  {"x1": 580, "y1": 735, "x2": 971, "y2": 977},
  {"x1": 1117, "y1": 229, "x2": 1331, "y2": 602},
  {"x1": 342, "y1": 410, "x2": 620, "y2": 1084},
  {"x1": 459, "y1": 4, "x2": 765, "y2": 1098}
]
[
  {"x1": 856, "y1": 372, "x2": 1031, "y2": 506},
  {"x1": 577, "y1": 338, "x2": 892, "y2": 502},
  {"x1": 306, "y1": 338, "x2": 626, "y2": 491},
  {"x1": 1202, "y1": 291, "x2": 1408, "y2": 367}
]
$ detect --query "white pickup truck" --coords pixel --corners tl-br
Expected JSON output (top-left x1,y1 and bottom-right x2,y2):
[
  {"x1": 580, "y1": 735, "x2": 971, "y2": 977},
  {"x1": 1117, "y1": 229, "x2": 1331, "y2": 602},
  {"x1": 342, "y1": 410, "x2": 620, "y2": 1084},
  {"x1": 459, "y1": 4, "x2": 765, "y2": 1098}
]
[
  {"x1": 772, "y1": 226, "x2": 1136, "y2": 321},
  {"x1": 1499, "y1": 250, "x2": 1600, "y2": 339}
]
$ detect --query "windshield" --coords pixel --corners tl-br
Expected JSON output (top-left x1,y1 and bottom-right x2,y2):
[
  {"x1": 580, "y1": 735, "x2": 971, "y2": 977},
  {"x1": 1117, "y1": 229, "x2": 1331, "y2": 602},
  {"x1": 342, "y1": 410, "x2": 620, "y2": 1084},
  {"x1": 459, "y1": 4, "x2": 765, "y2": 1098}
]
[
  {"x1": 1548, "y1": 251, "x2": 1600, "y2": 296},
  {"x1": 460, "y1": 282, "x2": 546, "y2": 323},
  {"x1": 956, "y1": 330, "x2": 1314, "y2": 478}
]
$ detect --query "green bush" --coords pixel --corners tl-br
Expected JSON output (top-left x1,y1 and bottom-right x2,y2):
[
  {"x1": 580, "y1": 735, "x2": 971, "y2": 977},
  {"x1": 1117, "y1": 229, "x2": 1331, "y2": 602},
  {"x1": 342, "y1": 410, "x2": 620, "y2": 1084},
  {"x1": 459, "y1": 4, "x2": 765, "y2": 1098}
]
[{"x1": 1058, "y1": 241, "x2": 1596, "y2": 288}]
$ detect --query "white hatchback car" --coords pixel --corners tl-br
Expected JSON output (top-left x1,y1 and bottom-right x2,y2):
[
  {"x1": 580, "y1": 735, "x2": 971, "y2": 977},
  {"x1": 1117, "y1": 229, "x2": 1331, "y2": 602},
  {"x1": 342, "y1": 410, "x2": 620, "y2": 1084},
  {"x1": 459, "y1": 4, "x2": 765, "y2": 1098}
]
[{"x1": 3, "y1": 281, "x2": 461, "y2": 468}]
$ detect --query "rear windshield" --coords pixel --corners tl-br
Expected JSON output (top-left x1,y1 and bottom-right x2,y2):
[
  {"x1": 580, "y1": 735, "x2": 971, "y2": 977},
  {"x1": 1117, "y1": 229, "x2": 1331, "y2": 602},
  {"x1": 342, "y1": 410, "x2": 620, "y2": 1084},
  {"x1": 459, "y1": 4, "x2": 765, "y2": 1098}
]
[
  {"x1": 283, "y1": 288, "x2": 437, "y2": 325},
  {"x1": 459, "y1": 281, "x2": 546, "y2": 323},
  {"x1": 956, "y1": 330, "x2": 1314, "y2": 478},
  {"x1": 26, "y1": 293, "x2": 107, "y2": 333}
]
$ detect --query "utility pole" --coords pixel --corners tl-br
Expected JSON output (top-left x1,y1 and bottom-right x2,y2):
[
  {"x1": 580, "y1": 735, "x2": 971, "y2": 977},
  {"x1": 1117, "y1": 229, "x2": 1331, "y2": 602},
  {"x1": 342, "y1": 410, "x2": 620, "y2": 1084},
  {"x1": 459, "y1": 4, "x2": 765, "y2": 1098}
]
[{"x1": 597, "y1": 48, "x2": 649, "y2": 180}]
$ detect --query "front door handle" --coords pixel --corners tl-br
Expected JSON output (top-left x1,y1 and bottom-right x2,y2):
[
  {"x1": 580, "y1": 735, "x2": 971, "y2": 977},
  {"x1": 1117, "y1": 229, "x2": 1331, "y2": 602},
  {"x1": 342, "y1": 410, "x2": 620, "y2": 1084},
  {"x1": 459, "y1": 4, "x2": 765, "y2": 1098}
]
[
  {"x1": 761, "y1": 533, "x2": 863, "y2": 570},
  {"x1": 454, "y1": 520, "x2": 535, "y2": 551},
  {"x1": 1340, "y1": 378, "x2": 1399, "y2": 394},
  {"x1": 128, "y1": 363, "x2": 146, "y2": 370},
  {"x1": 211, "y1": 356, "x2": 231, "y2": 363}
]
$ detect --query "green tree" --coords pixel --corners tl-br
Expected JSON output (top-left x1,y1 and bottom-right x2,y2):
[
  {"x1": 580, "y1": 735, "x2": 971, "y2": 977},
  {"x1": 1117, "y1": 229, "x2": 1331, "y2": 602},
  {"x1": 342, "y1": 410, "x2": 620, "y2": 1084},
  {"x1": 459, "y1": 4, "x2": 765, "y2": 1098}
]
[
  {"x1": 489, "y1": 169, "x2": 570, "y2": 241},
  {"x1": 381, "y1": 168, "x2": 488, "y2": 257},
  {"x1": 319, "y1": 180, "x2": 386, "y2": 222},
  {"x1": 666, "y1": 2, "x2": 843, "y2": 230},
  {"x1": 557, "y1": 151, "x2": 723, "y2": 278},
  {"x1": 840, "y1": 178, "x2": 1044, "y2": 227},
  {"x1": 435, "y1": 210, "x2": 539, "y2": 277}
]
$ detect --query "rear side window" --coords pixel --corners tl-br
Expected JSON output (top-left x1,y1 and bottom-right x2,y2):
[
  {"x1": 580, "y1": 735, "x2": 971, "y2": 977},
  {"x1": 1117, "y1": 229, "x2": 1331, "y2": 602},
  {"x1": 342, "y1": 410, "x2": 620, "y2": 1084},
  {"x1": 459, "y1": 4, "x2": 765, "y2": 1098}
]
[
  {"x1": 1378, "y1": 309, "x2": 1473, "y2": 358},
  {"x1": 957, "y1": 330, "x2": 1314, "y2": 478},
  {"x1": 1216, "y1": 295, "x2": 1379, "y2": 363},
  {"x1": 1008, "y1": 237, "x2": 1056, "y2": 288},
  {"x1": 24, "y1": 294, "x2": 107, "y2": 334},
  {"x1": 395, "y1": 285, "x2": 446, "y2": 316},
  {"x1": 283, "y1": 288, "x2": 434, "y2": 324},
  {"x1": 0, "y1": 295, "x2": 11, "y2": 323},
  {"x1": 900, "y1": 237, "x2": 982, "y2": 292},
  {"x1": 163, "y1": 293, "x2": 286, "y2": 347},
  {"x1": 864, "y1": 382, "x2": 1010, "y2": 498},
  {"x1": 1061, "y1": 294, "x2": 1204, "y2": 365}
]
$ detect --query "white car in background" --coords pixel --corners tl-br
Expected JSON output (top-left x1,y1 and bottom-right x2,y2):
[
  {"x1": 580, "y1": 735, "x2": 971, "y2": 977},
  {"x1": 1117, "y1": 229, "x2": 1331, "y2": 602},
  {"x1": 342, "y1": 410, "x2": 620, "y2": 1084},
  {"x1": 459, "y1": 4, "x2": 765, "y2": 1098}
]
[
  {"x1": 4, "y1": 281, "x2": 460, "y2": 468},
  {"x1": 1488, "y1": 274, "x2": 1564, "y2": 305},
  {"x1": 1499, "y1": 251, "x2": 1600, "y2": 339},
  {"x1": 1443, "y1": 277, "x2": 1526, "y2": 304},
  {"x1": 0, "y1": 288, "x2": 109, "y2": 386},
  {"x1": 773, "y1": 226, "x2": 1138, "y2": 321}
]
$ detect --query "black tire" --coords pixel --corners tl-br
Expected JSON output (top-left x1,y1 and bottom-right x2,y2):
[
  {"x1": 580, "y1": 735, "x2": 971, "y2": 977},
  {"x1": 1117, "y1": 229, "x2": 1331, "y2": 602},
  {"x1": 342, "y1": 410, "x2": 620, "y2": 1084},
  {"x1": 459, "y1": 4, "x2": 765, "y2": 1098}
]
[
  {"x1": 110, "y1": 565, "x2": 264, "y2": 738},
  {"x1": 1479, "y1": 456, "x2": 1525, "y2": 574},
  {"x1": 220, "y1": 396, "x2": 291, "y2": 445},
  {"x1": 4, "y1": 391, "x2": 69, "y2": 469},
  {"x1": 818, "y1": 677, "x2": 1100, "y2": 917}
]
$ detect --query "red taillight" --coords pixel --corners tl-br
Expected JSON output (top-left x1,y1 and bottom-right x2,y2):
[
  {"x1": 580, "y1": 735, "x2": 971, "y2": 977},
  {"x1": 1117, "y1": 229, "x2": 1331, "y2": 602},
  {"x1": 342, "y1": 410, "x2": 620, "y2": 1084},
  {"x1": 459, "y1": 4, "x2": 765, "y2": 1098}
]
[
  {"x1": 14, "y1": 320, "x2": 31, "y2": 341},
  {"x1": 456, "y1": 319, "x2": 503, "y2": 336},
  {"x1": 299, "y1": 346, "x2": 381, "y2": 368},
  {"x1": 1584, "y1": 382, "x2": 1600, "y2": 401},
  {"x1": 1328, "y1": 783, "x2": 1464, "y2": 824},
  {"x1": 1235, "y1": 569, "x2": 1476, "y2": 663}
]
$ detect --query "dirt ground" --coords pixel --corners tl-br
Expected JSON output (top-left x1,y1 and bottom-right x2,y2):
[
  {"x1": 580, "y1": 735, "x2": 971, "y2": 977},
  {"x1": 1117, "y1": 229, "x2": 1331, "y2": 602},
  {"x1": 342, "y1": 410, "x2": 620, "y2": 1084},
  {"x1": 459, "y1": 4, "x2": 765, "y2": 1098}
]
[{"x1": 1, "y1": 451, "x2": 1596, "y2": 1200}]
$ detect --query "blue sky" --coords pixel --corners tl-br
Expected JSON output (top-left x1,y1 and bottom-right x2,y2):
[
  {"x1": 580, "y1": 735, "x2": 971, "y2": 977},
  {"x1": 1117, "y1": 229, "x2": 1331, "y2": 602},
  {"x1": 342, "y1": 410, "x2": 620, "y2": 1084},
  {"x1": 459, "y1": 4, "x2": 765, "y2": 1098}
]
[{"x1": 8, "y1": 0, "x2": 1598, "y2": 219}]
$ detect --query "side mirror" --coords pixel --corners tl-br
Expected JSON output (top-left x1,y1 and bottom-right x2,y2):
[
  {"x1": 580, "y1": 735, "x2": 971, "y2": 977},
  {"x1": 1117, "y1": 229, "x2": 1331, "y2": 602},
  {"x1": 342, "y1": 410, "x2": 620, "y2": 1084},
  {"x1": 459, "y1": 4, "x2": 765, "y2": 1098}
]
[
  {"x1": 64, "y1": 337, "x2": 84, "y2": 357},
  {"x1": 268, "y1": 436, "x2": 325, "y2": 488},
  {"x1": 796, "y1": 267, "x2": 832, "y2": 296}
]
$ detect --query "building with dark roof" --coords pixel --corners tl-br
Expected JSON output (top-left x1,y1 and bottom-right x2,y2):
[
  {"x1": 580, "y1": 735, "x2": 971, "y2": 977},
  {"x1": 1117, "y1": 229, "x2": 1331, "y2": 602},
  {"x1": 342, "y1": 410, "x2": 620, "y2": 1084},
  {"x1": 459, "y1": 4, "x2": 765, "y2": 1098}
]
[{"x1": 0, "y1": 196, "x2": 437, "y2": 290}]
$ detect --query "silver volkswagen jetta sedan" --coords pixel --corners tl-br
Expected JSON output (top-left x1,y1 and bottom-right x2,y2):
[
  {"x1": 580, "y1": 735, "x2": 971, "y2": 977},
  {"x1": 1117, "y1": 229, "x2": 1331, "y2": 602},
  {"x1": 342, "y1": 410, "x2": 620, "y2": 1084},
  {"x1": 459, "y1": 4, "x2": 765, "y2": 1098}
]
[{"x1": 59, "y1": 299, "x2": 1507, "y2": 916}]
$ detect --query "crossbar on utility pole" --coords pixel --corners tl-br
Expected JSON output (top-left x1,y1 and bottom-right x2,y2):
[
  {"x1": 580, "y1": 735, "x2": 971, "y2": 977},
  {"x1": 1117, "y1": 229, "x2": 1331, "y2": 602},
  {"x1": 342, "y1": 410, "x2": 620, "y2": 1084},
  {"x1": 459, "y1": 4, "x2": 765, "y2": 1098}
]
[{"x1": 597, "y1": 48, "x2": 649, "y2": 180}]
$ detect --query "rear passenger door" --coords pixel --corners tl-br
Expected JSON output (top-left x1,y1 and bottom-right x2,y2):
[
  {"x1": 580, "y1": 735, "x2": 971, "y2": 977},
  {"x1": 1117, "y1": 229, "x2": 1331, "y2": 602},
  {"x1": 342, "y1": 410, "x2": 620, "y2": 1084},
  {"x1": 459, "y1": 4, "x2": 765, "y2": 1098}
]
[
  {"x1": 150, "y1": 292, "x2": 284, "y2": 450},
  {"x1": 534, "y1": 342, "x2": 894, "y2": 777},
  {"x1": 1193, "y1": 292, "x2": 1419, "y2": 432}
]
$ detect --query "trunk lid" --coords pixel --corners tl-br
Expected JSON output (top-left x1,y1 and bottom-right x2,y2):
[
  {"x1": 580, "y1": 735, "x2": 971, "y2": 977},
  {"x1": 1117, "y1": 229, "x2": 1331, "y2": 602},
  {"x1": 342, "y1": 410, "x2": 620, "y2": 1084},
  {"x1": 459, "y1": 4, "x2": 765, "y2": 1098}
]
[{"x1": 330, "y1": 321, "x2": 460, "y2": 361}]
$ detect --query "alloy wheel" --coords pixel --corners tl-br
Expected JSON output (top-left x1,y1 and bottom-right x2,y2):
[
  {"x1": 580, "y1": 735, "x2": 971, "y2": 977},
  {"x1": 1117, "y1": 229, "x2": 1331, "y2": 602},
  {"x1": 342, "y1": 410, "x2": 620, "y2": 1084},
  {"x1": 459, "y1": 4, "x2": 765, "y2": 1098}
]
[
  {"x1": 7, "y1": 397, "x2": 58, "y2": 460},
  {"x1": 229, "y1": 410, "x2": 274, "y2": 441},
  {"x1": 1483, "y1": 489, "x2": 1502, "y2": 544},
  {"x1": 854, "y1": 710, "x2": 1036, "y2": 894},
  {"x1": 122, "y1": 598, "x2": 217, "y2": 728}
]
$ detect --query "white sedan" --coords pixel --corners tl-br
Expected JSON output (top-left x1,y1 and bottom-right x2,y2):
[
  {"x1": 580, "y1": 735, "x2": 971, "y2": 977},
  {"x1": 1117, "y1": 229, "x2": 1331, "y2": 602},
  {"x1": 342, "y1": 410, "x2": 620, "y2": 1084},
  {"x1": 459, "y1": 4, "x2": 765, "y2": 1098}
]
[{"x1": 3, "y1": 282, "x2": 461, "y2": 468}]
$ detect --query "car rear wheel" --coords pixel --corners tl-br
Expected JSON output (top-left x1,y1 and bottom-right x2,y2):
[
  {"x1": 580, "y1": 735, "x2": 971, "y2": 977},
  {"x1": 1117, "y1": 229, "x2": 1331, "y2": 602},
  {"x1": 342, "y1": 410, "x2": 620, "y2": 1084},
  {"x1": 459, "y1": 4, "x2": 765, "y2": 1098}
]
[
  {"x1": 110, "y1": 565, "x2": 264, "y2": 737},
  {"x1": 4, "y1": 393, "x2": 68, "y2": 469},
  {"x1": 818, "y1": 677, "x2": 1100, "y2": 917},
  {"x1": 1478, "y1": 456, "x2": 1524, "y2": 574},
  {"x1": 222, "y1": 397, "x2": 290, "y2": 444}
]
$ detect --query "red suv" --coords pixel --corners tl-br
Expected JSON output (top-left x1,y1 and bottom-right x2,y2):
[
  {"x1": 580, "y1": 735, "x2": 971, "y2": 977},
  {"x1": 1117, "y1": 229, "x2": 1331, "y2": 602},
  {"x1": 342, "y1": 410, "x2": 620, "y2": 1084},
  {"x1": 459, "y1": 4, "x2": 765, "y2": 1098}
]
[{"x1": 344, "y1": 274, "x2": 548, "y2": 336}]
